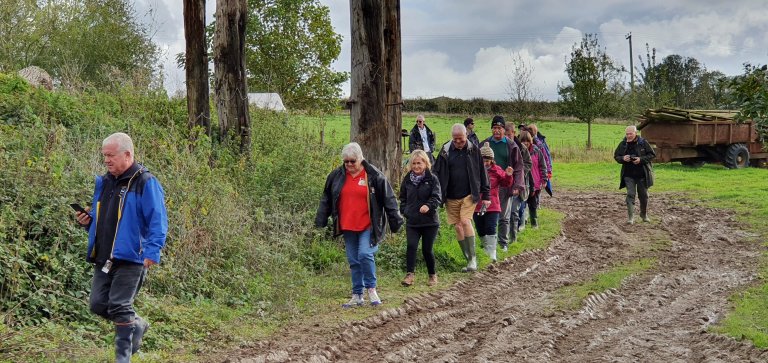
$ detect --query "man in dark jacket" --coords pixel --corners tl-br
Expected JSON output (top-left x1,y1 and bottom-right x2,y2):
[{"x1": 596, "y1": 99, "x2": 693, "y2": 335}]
[
  {"x1": 483, "y1": 116, "x2": 525, "y2": 250},
  {"x1": 75, "y1": 132, "x2": 168, "y2": 363},
  {"x1": 433, "y1": 123, "x2": 490, "y2": 272},
  {"x1": 465, "y1": 117, "x2": 480, "y2": 148},
  {"x1": 613, "y1": 125, "x2": 656, "y2": 224},
  {"x1": 409, "y1": 114, "x2": 437, "y2": 163}
]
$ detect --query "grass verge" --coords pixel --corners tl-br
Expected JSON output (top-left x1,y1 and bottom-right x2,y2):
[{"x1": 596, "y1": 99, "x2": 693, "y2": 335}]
[{"x1": 552, "y1": 258, "x2": 657, "y2": 311}]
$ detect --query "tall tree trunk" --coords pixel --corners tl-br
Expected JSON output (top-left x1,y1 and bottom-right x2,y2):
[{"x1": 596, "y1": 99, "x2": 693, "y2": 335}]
[
  {"x1": 213, "y1": 0, "x2": 250, "y2": 153},
  {"x1": 183, "y1": 0, "x2": 210, "y2": 140},
  {"x1": 349, "y1": 0, "x2": 401, "y2": 182},
  {"x1": 383, "y1": 0, "x2": 402, "y2": 182}
]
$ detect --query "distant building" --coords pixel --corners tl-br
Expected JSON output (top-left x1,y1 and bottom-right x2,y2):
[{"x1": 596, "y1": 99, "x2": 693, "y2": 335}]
[{"x1": 247, "y1": 93, "x2": 286, "y2": 111}]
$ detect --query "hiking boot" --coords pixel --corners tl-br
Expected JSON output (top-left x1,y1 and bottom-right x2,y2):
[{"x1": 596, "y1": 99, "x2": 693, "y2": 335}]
[
  {"x1": 342, "y1": 293, "x2": 364, "y2": 308},
  {"x1": 132, "y1": 316, "x2": 149, "y2": 354},
  {"x1": 401, "y1": 272, "x2": 415, "y2": 287},
  {"x1": 427, "y1": 274, "x2": 438, "y2": 286},
  {"x1": 368, "y1": 288, "x2": 382, "y2": 306}
]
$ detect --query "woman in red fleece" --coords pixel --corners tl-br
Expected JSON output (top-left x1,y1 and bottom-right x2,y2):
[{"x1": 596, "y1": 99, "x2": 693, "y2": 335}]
[{"x1": 473, "y1": 142, "x2": 514, "y2": 262}]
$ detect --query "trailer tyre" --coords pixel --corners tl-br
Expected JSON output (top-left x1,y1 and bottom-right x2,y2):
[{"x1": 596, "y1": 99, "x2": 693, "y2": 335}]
[{"x1": 724, "y1": 143, "x2": 749, "y2": 169}]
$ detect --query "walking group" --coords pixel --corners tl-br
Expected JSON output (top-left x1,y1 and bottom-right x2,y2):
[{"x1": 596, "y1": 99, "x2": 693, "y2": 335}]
[
  {"x1": 315, "y1": 115, "x2": 554, "y2": 308},
  {"x1": 70, "y1": 121, "x2": 653, "y2": 361}
]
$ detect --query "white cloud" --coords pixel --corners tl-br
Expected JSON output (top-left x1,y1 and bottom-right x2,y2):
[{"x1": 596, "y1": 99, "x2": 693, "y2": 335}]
[{"x1": 144, "y1": 1, "x2": 768, "y2": 101}]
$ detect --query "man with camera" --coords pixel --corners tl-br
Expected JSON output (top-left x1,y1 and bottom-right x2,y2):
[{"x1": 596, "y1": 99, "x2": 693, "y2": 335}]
[{"x1": 614, "y1": 125, "x2": 656, "y2": 224}]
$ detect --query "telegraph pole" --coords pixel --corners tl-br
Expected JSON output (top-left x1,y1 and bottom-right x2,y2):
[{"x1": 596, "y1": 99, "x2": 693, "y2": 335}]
[{"x1": 626, "y1": 32, "x2": 634, "y2": 94}]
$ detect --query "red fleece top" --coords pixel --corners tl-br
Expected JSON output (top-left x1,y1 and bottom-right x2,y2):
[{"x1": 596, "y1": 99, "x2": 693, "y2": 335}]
[{"x1": 339, "y1": 169, "x2": 371, "y2": 231}]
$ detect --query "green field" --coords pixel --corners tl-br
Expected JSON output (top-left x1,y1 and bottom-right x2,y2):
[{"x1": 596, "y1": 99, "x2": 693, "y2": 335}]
[{"x1": 298, "y1": 112, "x2": 768, "y2": 350}]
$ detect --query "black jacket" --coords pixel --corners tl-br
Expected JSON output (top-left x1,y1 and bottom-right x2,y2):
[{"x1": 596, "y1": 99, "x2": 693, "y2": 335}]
[
  {"x1": 409, "y1": 124, "x2": 436, "y2": 153},
  {"x1": 467, "y1": 131, "x2": 481, "y2": 149},
  {"x1": 614, "y1": 136, "x2": 656, "y2": 189},
  {"x1": 399, "y1": 170, "x2": 442, "y2": 227},
  {"x1": 315, "y1": 160, "x2": 403, "y2": 246},
  {"x1": 433, "y1": 140, "x2": 490, "y2": 204}
]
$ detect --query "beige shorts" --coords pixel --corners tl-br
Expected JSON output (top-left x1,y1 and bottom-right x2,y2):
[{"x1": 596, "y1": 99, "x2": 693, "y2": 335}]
[{"x1": 445, "y1": 195, "x2": 477, "y2": 225}]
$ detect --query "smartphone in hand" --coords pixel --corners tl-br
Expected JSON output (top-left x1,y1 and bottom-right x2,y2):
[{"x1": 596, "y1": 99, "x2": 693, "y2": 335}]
[{"x1": 70, "y1": 203, "x2": 87, "y2": 214}]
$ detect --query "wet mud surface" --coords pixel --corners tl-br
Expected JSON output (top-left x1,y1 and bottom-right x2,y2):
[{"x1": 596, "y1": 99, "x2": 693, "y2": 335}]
[{"x1": 226, "y1": 192, "x2": 767, "y2": 362}]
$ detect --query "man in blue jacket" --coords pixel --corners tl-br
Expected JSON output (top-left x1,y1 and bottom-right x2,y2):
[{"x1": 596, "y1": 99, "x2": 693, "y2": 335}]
[{"x1": 75, "y1": 132, "x2": 168, "y2": 362}]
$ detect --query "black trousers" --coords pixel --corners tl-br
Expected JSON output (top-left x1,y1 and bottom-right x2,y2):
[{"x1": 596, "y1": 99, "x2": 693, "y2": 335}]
[{"x1": 405, "y1": 225, "x2": 439, "y2": 274}]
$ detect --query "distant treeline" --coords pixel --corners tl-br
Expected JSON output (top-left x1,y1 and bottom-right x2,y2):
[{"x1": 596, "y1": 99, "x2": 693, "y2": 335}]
[
  {"x1": 402, "y1": 97, "x2": 559, "y2": 117},
  {"x1": 340, "y1": 96, "x2": 561, "y2": 119}
]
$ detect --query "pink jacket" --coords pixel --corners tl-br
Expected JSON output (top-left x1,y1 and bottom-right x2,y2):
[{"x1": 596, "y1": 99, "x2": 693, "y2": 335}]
[
  {"x1": 527, "y1": 144, "x2": 547, "y2": 191},
  {"x1": 475, "y1": 164, "x2": 513, "y2": 213}
]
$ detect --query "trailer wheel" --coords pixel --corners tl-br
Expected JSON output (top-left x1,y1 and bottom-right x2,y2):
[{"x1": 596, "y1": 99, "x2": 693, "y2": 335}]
[
  {"x1": 681, "y1": 159, "x2": 705, "y2": 168},
  {"x1": 724, "y1": 143, "x2": 749, "y2": 169}
]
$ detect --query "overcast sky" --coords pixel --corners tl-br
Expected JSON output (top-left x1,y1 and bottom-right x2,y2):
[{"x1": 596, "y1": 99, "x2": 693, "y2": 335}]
[{"x1": 139, "y1": 0, "x2": 767, "y2": 101}]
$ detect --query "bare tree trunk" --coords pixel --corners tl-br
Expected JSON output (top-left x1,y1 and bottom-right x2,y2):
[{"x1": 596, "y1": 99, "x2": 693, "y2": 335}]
[
  {"x1": 383, "y1": 0, "x2": 402, "y2": 182},
  {"x1": 213, "y1": 0, "x2": 250, "y2": 152},
  {"x1": 184, "y1": 0, "x2": 210, "y2": 140},
  {"x1": 349, "y1": 0, "x2": 401, "y2": 182}
]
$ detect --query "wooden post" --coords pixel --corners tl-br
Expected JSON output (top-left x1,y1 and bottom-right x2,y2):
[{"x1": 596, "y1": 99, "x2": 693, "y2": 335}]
[
  {"x1": 214, "y1": 0, "x2": 251, "y2": 152},
  {"x1": 349, "y1": 0, "x2": 402, "y2": 182},
  {"x1": 183, "y1": 0, "x2": 210, "y2": 139}
]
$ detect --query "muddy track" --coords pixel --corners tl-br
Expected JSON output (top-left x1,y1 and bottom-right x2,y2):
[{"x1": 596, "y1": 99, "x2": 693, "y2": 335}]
[{"x1": 226, "y1": 192, "x2": 767, "y2": 362}]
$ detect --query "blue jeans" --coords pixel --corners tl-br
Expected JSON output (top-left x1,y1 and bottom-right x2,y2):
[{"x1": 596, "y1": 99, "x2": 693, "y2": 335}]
[
  {"x1": 89, "y1": 262, "x2": 146, "y2": 324},
  {"x1": 343, "y1": 228, "x2": 378, "y2": 295}
]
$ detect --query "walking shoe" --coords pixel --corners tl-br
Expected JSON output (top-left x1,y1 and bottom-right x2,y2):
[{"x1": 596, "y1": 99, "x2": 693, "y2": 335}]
[
  {"x1": 342, "y1": 293, "x2": 365, "y2": 308},
  {"x1": 368, "y1": 288, "x2": 382, "y2": 306},
  {"x1": 401, "y1": 272, "x2": 415, "y2": 287},
  {"x1": 132, "y1": 316, "x2": 150, "y2": 354},
  {"x1": 518, "y1": 224, "x2": 525, "y2": 232},
  {"x1": 427, "y1": 274, "x2": 438, "y2": 286},
  {"x1": 501, "y1": 244, "x2": 508, "y2": 252}
]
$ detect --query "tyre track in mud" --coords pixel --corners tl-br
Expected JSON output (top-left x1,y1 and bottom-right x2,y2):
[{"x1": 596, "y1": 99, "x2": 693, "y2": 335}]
[{"x1": 226, "y1": 192, "x2": 767, "y2": 362}]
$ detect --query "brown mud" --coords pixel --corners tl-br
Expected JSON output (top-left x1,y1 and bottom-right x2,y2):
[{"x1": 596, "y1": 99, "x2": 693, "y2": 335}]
[{"x1": 225, "y1": 192, "x2": 767, "y2": 362}]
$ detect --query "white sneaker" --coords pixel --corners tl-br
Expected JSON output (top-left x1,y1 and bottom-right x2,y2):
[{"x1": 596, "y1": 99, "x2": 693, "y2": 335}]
[
  {"x1": 342, "y1": 293, "x2": 364, "y2": 308},
  {"x1": 368, "y1": 288, "x2": 382, "y2": 306}
]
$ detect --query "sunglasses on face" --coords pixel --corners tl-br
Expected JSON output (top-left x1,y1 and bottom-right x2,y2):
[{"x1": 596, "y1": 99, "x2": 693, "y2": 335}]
[{"x1": 343, "y1": 159, "x2": 357, "y2": 164}]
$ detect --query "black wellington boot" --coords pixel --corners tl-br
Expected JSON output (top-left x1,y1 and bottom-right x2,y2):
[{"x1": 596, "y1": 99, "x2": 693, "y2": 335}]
[{"x1": 115, "y1": 324, "x2": 134, "y2": 363}]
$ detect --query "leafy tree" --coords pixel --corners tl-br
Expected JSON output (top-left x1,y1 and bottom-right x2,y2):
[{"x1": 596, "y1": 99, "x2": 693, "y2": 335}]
[
  {"x1": 245, "y1": 0, "x2": 348, "y2": 112},
  {"x1": 558, "y1": 33, "x2": 624, "y2": 148},
  {"x1": 0, "y1": 0, "x2": 160, "y2": 90},
  {"x1": 728, "y1": 63, "x2": 768, "y2": 141},
  {"x1": 635, "y1": 46, "x2": 726, "y2": 110}
]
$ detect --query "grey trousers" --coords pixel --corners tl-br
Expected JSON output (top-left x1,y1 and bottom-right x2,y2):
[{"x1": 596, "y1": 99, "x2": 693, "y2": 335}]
[
  {"x1": 624, "y1": 177, "x2": 649, "y2": 215},
  {"x1": 498, "y1": 187, "x2": 523, "y2": 246}
]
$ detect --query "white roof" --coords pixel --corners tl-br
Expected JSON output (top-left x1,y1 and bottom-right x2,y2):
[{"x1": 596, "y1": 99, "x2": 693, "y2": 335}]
[{"x1": 247, "y1": 93, "x2": 286, "y2": 111}]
